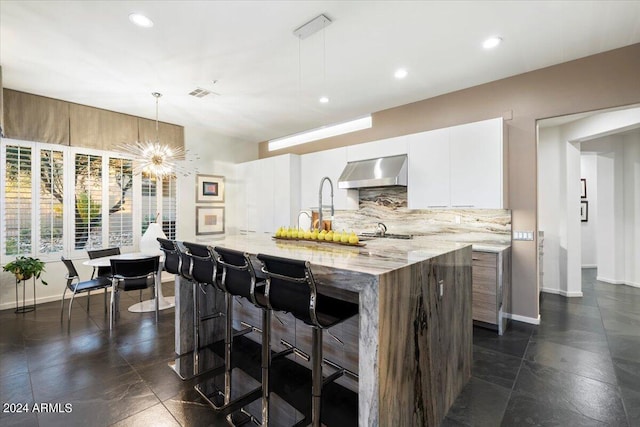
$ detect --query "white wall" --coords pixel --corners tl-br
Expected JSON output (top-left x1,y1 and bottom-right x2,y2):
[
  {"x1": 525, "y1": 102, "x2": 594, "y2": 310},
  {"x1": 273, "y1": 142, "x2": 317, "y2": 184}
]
[
  {"x1": 580, "y1": 154, "x2": 598, "y2": 267},
  {"x1": 593, "y1": 139, "x2": 626, "y2": 285},
  {"x1": 565, "y1": 141, "x2": 583, "y2": 296},
  {"x1": 177, "y1": 125, "x2": 257, "y2": 243},
  {"x1": 538, "y1": 126, "x2": 566, "y2": 294},
  {"x1": 623, "y1": 132, "x2": 640, "y2": 287}
]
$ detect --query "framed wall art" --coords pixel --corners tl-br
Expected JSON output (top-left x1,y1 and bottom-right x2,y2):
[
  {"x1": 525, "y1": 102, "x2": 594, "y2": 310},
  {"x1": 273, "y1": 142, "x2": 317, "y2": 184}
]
[
  {"x1": 580, "y1": 201, "x2": 588, "y2": 222},
  {"x1": 196, "y1": 174, "x2": 225, "y2": 203},
  {"x1": 581, "y1": 178, "x2": 587, "y2": 199},
  {"x1": 196, "y1": 206, "x2": 225, "y2": 235}
]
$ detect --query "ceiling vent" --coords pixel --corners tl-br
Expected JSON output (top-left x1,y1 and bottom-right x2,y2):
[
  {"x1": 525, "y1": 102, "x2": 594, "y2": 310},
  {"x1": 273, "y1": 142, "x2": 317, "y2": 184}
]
[{"x1": 188, "y1": 87, "x2": 214, "y2": 98}]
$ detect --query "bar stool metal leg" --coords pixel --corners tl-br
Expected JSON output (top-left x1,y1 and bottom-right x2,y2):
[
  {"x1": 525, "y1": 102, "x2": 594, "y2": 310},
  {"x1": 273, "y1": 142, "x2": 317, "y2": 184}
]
[{"x1": 312, "y1": 327, "x2": 322, "y2": 427}]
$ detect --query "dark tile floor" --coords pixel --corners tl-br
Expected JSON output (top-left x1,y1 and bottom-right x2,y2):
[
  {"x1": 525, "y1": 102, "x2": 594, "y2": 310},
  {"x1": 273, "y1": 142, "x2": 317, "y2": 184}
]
[
  {"x1": 442, "y1": 268, "x2": 640, "y2": 427},
  {"x1": 1, "y1": 268, "x2": 638, "y2": 426},
  {"x1": 0, "y1": 282, "x2": 356, "y2": 427}
]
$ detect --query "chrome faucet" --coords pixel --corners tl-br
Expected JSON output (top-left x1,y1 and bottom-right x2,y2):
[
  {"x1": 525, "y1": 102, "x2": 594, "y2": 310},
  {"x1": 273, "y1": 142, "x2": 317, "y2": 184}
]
[
  {"x1": 376, "y1": 222, "x2": 387, "y2": 237},
  {"x1": 318, "y1": 176, "x2": 335, "y2": 231}
]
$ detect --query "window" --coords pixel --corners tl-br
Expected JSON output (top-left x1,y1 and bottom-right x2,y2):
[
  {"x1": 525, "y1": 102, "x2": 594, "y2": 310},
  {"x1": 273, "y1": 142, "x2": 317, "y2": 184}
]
[
  {"x1": 162, "y1": 175, "x2": 177, "y2": 240},
  {"x1": 39, "y1": 148, "x2": 64, "y2": 255},
  {"x1": 74, "y1": 153, "x2": 103, "y2": 250},
  {"x1": 3, "y1": 144, "x2": 33, "y2": 256},
  {"x1": 108, "y1": 157, "x2": 134, "y2": 247},
  {"x1": 1, "y1": 139, "x2": 179, "y2": 261},
  {"x1": 141, "y1": 174, "x2": 157, "y2": 234}
]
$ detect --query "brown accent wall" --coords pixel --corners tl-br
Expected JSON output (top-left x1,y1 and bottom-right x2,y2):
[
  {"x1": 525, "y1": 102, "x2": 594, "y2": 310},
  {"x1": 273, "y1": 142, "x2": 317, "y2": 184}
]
[{"x1": 259, "y1": 43, "x2": 640, "y2": 320}]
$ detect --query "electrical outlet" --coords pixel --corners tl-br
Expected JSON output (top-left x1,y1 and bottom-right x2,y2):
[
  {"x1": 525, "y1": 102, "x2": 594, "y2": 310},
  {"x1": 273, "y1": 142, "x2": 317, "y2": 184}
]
[{"x1": 455, "y1": 215, "x2": 461, "y2": 224}]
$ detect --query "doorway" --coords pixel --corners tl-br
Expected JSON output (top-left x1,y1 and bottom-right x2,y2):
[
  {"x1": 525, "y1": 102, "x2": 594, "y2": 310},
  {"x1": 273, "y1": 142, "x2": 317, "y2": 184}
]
[{"x1": 537, "y1": 104, "x2": 640, "y2": 300}]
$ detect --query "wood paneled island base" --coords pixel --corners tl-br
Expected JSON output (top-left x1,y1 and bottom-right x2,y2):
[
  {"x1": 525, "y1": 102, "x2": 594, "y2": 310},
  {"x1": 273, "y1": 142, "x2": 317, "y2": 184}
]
[{"x1": 175, "y1": 235, "x2": 472, "y2": 426}]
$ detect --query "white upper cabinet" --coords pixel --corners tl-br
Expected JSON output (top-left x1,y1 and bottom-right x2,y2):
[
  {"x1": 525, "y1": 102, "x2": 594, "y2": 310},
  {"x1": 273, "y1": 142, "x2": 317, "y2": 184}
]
[
  {"x1": 235, "y1": 154, "x2": 300, "y2": 234},
  {"x1": 346, "y1": 135, "x2": 408, "y2": 162},
  {"x1": 300, "y1": 147, "x2": 353, "y2": 211},
  {"x1": 407, "y1": 128, "x2": 451, "y2": 209},
  {"x1": 450, "y1": 118, "x2": 505, "y2": 208},
  {"x1": 408, "y1": 117, "x2": 507, "y2": 209}
]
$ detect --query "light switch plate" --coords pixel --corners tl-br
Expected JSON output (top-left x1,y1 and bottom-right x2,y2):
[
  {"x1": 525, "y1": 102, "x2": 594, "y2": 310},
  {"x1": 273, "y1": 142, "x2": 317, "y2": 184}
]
[{"x1": 513, "y1": 231, "x2": 534, "y2": 241}]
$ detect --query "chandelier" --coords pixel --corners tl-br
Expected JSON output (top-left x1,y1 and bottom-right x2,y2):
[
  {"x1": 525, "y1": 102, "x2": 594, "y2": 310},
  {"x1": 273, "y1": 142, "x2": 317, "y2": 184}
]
[{"x1": 117, "y1": 92, "x2": 196, "y2": 177}]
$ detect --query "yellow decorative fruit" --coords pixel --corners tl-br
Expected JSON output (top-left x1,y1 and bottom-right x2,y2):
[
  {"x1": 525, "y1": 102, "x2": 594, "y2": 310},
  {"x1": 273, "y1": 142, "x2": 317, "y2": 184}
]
[
  {"x1": 348, "y1": 232, "x2": 359, "y2": 245},
  {"x1": 304, "y1": 229, "x2": 311, "y2": 239},
  {"x1": 326, "y1": 230, "x2": 334, "y2": 241},
  {"x1": 310, "y1": 229, "x2": 318, "y2": 240},
  {"x1": 275, "y1": 227, "x2": 282, "y2": 237},
  {"x1": 318, "y1": 230, "x2": 327, "y2": 241},
  {"x1": 333, "y1": 231, "x2": 342, "y2": 242},
  {"x1": 340, "y1": 230, "x2": 349, "y2": 243}
]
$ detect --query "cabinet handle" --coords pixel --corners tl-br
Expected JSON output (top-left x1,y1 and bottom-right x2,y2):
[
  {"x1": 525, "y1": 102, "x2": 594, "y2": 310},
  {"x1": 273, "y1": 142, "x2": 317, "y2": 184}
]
[
  {"x1": 452, "y1": 205, "x2": 474, "y2": 208},
  {"x1": 427, "y1": 205, "x2": 448, "y2": 208}
]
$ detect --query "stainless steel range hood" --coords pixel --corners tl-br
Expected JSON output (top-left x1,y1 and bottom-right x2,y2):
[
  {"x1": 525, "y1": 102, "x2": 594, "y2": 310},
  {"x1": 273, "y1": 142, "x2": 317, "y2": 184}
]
[{"x1": 338, "y1": 154, "x2": 408, "y2": 189}]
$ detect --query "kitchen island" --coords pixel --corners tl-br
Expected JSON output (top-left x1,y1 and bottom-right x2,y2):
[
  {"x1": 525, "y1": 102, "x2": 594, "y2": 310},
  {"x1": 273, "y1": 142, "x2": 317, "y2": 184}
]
[{"x1": 175, "y1": 234, "x2": 472, "y2": 426}]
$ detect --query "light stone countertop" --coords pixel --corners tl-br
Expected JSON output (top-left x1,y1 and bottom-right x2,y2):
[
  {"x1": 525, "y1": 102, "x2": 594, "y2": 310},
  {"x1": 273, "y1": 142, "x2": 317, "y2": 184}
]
[
  {"x1": 408, "y1": 235, "x2": 511, "y2": 254},
  {"x1": 201, "y1": 234, "x2": 471, "y2": 277}
]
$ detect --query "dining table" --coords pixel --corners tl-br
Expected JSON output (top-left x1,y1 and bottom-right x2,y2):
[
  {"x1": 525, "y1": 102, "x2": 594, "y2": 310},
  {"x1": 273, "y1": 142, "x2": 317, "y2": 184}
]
[{"x1": 82, "y1": 252, "x2": 175, "y2": 312}]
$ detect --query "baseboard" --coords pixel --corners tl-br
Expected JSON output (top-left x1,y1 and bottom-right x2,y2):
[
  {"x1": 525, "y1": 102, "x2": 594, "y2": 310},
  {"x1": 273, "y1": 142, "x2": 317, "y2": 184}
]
[
  {"x1": 597, "y1": 276, "x2": 640, "y2": 288},
  {"x1": 503, "y1": 312, "x2": 540, "y2": 325},
  {"x1": 0, "y1": 293, "x2": 70, "y2": 311},
  {"x1": 540, "y1": 287, "x2": 583, "y2": 297},
  {"x1": 581, "y1": 264, "x2": 597, "y2": 269},
  {"x1": 597, "y1": 276, "x2": 625, "y2": 285}
]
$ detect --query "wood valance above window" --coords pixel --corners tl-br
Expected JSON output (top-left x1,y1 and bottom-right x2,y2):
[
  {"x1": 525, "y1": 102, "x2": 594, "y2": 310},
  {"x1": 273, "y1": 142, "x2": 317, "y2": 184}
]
[{"x1": 2, "y1": 88, "x2": 184, "y2": 152}]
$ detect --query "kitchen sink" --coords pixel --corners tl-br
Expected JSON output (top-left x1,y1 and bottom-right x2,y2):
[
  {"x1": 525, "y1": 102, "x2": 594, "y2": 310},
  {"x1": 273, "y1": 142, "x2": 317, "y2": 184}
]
[{"x1": 358, "y1": 232, "x2": 413, "y2": 240}]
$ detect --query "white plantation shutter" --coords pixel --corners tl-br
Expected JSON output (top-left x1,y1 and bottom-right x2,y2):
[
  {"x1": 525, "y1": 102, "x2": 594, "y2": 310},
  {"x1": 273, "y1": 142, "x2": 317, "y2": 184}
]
[
  {"x1": 141, "y1": 174, "x2": 157, "y2": 234},
  {"x1": 162, "y1": 175, "x2": 177, "y2": 240},
  {"x1": 108, "y1": 157, "x2": 134, "y2": 247},
  {"x1": 74, "y1": 153, "x2": 103, "y2": 250},
  {"x1": 2, "y1": 141, "x2": 177, "y2": 262},
  {"x1": 38, "y1": 148, "x2": 64, "y2": 255},
  {"x1": 3, "y1": 144, "x2": 33, "y2": 256}
]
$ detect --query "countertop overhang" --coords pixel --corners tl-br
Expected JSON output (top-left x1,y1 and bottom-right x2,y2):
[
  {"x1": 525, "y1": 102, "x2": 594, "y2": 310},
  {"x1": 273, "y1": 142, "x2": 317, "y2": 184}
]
[{"x1": 201, "y1": 234, "x2": 471, "y2": 276}]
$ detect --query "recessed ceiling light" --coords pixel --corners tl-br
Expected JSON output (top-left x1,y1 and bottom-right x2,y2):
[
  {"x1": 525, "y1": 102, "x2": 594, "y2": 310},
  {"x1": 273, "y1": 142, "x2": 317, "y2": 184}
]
[
  {"x1": 394, "y1": 68, "x2": 408, "y2": 79},
  {"x1": 129, "y1": 13, "x2": 154, "y2": 28},
  {"x1": 482, "y1": 36, "x2": 502, "y2": 49},
  {"x1": 319, "y1": 96, "x2": 329, "y2": 104}
]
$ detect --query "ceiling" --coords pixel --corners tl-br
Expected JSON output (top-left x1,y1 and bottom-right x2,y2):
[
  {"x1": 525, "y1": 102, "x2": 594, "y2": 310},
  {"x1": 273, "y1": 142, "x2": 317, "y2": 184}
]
[{"x1": 2, "y1": 1, "x2": 640, "y2": 145}]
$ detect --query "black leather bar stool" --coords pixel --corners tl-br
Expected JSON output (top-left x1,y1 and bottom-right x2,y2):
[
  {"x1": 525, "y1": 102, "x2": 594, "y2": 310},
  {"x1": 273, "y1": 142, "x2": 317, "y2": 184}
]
[
  {"x1": 257, "y1": 253, "x2": 359, "y2": 427},
  {"x1": 159, "y1": 238, "x2": 212, "y2": 379},
  {"x1": 176, "y1": 241, "x2": 225, "y2": 380},
  {"x1": 194, "y1": 246, "x2": 265, "y2": 419}
]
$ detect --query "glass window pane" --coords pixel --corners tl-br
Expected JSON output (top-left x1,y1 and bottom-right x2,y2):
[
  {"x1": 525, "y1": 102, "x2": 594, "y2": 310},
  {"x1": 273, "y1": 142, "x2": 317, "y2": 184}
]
[
  {"x1": 162, "y1": 175, "x2": 177, "y2": 240},
  {"x1": 39, "y1": 149, "x2": 64, "y2": 254},
  {"x1": 108, "y1": 158, "x2": 134, "y2": 247},
  {"x1": 141, "y1": 174, "x2": 157, "y2": 234},
  {"x1": 74, "y1": 153, "x2": 103, "y2": 249},
  {"x1": 4, "y1": 145, "x2": 32, "y2": 255}
]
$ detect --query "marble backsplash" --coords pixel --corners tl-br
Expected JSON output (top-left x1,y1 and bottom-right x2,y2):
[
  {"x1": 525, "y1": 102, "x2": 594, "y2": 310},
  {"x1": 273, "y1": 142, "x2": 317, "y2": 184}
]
[{"x1": 331, "y1": 187, "x2": 511, "y2": 245}]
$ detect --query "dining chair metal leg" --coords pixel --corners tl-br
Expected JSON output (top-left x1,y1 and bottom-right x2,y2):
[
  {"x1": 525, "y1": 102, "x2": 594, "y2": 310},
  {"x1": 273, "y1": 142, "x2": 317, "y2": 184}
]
[{"x1": 59, "y1": 287, "x2": 68, "y2": 322}]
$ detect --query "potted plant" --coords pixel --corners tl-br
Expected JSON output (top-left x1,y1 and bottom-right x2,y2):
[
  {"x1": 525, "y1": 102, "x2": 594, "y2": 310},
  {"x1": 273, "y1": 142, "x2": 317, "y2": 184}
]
[{"x1": 3, "y1": 256, "x2": 48, "y2": 285}]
